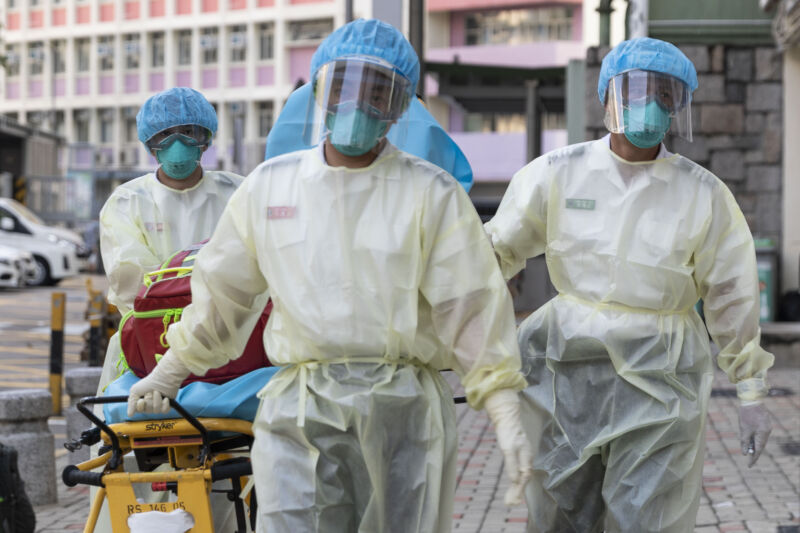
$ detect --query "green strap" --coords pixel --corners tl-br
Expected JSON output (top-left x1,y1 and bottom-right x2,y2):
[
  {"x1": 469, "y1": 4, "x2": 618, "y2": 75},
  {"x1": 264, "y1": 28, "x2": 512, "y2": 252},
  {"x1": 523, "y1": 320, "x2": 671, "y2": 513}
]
[{"x1": 143, "y1": 267, "x2": 193, "y2": 287}]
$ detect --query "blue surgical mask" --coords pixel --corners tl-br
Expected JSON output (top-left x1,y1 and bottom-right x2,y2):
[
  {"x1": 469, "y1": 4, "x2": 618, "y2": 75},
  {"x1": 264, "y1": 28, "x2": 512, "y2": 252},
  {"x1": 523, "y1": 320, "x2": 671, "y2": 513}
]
[
  {"x1": 623, "y1": 101, "x2": 672, "y2": 149},
  {"x1": 326, "y1": 109, "x2": 388, "y2": 157},
  {"x1": 156, "y1": 139, "x2": 203, "y2": 179}
]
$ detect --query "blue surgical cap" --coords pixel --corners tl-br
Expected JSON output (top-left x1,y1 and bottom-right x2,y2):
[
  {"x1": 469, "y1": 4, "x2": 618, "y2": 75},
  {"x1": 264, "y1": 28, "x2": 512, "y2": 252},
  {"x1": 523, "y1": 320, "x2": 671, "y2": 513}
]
[
  {"x1": 137, "y1": 87, "x2": 218, "y2": 144},
  {"x1": 597, "y1": 37, "x2": 698, "y2": 104},
  {"x1": 310, "y1": 19, "x2": 420, "y2": 89},
  {"x1": 265, "y1": 84, "x2": 473, "y2": 192}
]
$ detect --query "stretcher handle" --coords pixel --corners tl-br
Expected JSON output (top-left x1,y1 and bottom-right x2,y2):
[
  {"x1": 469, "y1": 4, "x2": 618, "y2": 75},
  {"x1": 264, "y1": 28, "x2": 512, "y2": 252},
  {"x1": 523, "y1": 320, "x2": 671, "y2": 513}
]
[
  {"x1": 76, "y1": 395, "x2": 125, "y2": 470},
  {"x1": 210, "y1": 457, "x2": 252, "y2": 482},
  {"x1": 62, "y1": 465, "x2": 104, "y2": 487}
]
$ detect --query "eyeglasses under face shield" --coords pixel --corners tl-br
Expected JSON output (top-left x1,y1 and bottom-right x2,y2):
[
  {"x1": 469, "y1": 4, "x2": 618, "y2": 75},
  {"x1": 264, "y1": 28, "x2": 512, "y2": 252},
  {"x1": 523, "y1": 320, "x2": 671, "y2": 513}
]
[
  {"x1": 604, "y1": 69, "x2": 694, "y2": 141},
  {"x1": 145, "y1": 124, "x2": 212, "y2": 151},
  {"x1": 313, "y1": 58, "x2": 413, "y2": 122}
]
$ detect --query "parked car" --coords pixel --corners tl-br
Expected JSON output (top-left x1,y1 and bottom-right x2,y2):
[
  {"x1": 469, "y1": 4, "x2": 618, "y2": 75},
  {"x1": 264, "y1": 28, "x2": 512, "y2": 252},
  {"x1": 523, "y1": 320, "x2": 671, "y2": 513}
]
[
  {"x1": 0, "y1": 245, "x2": 24, "y2": 288},
  {"x1": 0, "y1": 198, "x2": 87, "y2": 286}
]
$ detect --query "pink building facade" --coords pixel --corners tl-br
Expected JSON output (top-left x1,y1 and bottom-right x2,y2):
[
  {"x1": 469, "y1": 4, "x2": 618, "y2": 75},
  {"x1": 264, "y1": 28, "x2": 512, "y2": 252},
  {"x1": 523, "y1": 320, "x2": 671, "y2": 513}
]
[
  {"x1": 0, "y1": 0, "x2": 341, "y2": 175},
  {"x1": 426, "y1": 0, "x2": 584, "y2": 186}
]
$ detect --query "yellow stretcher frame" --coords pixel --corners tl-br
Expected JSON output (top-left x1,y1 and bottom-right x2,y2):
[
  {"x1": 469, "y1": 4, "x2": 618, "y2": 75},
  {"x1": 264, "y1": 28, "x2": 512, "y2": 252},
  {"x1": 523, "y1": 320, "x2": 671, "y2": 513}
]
[{"x1": 62, "y1": 396, "x2": 257, "y2": 533}]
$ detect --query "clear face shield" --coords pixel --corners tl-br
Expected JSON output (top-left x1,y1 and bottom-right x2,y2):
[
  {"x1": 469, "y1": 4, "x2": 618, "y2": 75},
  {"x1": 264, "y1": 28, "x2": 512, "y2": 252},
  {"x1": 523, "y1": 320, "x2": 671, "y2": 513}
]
[
  {"x1": 305, "y1": 56, "x2": 413, "y2": 157},
  {"x1": 604, "y1": 70, "x2": 692, "y2": 148}
]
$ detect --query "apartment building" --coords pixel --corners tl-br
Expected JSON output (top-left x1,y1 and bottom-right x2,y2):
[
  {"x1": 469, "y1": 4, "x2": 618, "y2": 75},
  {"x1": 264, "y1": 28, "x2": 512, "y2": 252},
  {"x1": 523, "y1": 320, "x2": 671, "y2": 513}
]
[
  {"x1": 0, "y1": 0, "x2": 344, "y2": 185},
  {"x1": 423, "y1": 0, "x2": 585, "y2": 189}
]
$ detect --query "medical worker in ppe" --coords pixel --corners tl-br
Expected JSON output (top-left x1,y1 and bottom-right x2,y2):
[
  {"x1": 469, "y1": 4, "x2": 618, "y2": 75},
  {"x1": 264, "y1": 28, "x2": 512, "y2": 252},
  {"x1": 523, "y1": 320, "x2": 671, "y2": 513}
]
[
  {"x1": 486, "y1": 37, "x2": 774, "y2": 532},
  {"x1": 94, "y1": 87, "x2": 244, "y2": 533},
  {"x1": 127, "y1": 19, "x2": 532, "y2": 532}
]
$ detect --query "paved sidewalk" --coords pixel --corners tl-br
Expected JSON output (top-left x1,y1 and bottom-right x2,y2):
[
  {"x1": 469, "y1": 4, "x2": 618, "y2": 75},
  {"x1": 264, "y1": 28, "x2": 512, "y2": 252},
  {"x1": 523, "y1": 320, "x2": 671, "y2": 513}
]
[{"x1": 35, "y1": 369, "x2": 799, "y2": 532}]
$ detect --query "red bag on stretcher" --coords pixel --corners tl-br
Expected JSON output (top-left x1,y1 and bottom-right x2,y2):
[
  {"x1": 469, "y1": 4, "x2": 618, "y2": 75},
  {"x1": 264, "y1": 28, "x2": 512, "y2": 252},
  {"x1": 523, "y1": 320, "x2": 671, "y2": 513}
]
[{"x1": 118, "y1": 240, "x2": 272, "y2": 386}]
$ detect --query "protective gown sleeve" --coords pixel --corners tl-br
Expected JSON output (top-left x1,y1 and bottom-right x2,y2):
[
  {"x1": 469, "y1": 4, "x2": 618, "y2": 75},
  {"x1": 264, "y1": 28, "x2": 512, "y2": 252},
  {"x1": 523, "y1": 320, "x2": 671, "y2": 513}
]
[
  {"x1": 694, "y1": 183, "x2": 774, "y2": 402},
  {"x1": 99, "y1": 193, "x2": 163, "y2": 315},
  {"x1": 483, "y1": 158, "x2": 551, "y2": 281},
  {"x1": 163, "y1": 184, "x2": 270, "y2": 376},
  {"x1": 420, "y1": 176, "x2": 526, "y2": 410}
]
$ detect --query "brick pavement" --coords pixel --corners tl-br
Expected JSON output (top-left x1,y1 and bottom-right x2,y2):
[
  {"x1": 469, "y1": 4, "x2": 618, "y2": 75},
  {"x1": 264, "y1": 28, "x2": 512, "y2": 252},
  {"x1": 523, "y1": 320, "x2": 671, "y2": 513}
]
[{"x1": 34, "y1": 369, "x2": 799, "y2": 532}]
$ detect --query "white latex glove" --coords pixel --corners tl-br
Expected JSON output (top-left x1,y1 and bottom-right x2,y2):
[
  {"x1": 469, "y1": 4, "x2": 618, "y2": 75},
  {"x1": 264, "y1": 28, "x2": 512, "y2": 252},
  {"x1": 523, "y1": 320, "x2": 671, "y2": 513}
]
[
  {"x1": 738, "y1": 401, "x2": 772, "y2": 467},
  {"x1": 484, "y1": 388, "x2": 534, "y2": 506},
  {"x1": 127, "y1": 352, "x2": 192, "y2": 417}
]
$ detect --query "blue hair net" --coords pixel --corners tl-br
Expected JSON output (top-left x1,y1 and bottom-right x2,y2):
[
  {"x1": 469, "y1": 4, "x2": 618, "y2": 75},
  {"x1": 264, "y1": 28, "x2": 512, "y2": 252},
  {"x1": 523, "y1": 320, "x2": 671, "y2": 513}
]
[
  {"x1": 597, "y1": 37, "x2": 698, "y2": 104},
  {"x1": 310, "y1": 19, "x2": 420, "y2": 90},
  {"x1": 137, "y1": 87, "x2": 218, "y2": 144},
  {"x1": 265, "y1": 83, "x2": 474, "y2": 192}
]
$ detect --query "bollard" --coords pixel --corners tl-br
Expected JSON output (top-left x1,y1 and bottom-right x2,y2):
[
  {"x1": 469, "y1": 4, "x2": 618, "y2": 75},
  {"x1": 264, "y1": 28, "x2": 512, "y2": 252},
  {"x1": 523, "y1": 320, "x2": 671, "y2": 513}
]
[
  {"x1": 64, "y1": 367, "x2": 103, "y2": 464},
  {"x1": 49, "y1": 292, "x2": 66, "y2": 415},
  {"x1": 87, "y1": 292, "x2": 105, "y2": 367},
  {"x1": 0, "y1": 389, "x2": 57, "y2": 505}
]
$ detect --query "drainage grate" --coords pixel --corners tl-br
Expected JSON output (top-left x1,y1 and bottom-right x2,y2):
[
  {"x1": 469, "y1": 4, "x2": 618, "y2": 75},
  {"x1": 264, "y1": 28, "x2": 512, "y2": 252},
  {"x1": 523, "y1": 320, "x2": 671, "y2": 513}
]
[
  {"x1": 710, "y1": 387, "x2": 794, "y2": 398},
  {"x1": 777, "y1": 526, "x2": 799, "y2": 533}
]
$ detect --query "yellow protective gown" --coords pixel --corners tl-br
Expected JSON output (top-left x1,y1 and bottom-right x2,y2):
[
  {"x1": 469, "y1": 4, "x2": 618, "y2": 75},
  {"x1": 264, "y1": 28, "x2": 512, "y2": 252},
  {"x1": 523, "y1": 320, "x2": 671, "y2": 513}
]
[
  {"x1": 94, "y1": 169, "x2": 244, "y2": 533},
  {"x1": 485, "y1": 137, "x2": 774, "y2": 532},
  {"x1": 163, "y1": 143, "x2": 526, "y2": 532}
]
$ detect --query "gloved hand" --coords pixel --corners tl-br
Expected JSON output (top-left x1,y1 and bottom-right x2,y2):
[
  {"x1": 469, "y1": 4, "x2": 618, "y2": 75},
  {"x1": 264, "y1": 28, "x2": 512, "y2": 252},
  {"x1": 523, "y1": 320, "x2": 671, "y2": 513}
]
[
  {"x1": 127, "y1": 352, "x2": 192, "y2": 417},
  {"x1": 738, "y1": 401, "x2": 771, "y2": 468},
  {"x1": 484, "y1": 389, "x2": 534, "y2": 506}
]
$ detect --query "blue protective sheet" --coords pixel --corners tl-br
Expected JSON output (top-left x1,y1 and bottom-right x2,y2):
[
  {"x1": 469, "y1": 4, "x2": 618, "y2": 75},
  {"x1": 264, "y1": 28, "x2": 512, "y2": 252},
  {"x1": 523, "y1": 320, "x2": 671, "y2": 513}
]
[
  {"x1": 265, "y1": 83, "x2": 474, "y2": 192},
  {"x1": 103, "y1": 367, "x2": 280, "y2": 424}
]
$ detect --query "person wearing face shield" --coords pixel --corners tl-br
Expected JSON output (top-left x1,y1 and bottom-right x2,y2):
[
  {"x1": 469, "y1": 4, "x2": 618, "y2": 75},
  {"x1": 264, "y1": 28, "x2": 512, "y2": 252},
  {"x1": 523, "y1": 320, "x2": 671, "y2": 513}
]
[
  {"x1": 485, "y1": 37, "x2": 774, "y2": 532},
  {"x1": 92, "y1": 87, "x2": 244, "y2": 533},
  {"x1": 125, "y1": 19, "x2": 532, "y2": 532}
]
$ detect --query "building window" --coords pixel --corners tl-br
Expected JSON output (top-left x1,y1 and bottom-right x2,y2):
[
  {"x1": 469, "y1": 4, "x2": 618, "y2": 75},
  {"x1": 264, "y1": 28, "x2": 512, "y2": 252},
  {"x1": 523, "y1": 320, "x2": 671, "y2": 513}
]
[
  {"x1": 258, "y1": 23, "x2": 273, "y2": 61},
  {"x1": 74, "y1": 110, "x2": 90, "y2": 142},
  {"x1": 465, "y1": 7, "x2": 573, "y2": 46},
  {"x1": 464, "y1": 112, "x2": 526, "y2": 133},
  {"x1": 8, "y1": 0, "x2": 17, "y2": 8},
  {"x1": 257, "y1": 102, "x2": 273, "y2": 137},
  {"x1": 5, "y1": 45, "x2": 20, "y2": 77},
  {"x1": 200, "y1": 28, "x2": 218, "y2": 64},
  {"x1": 177, "y1": 30, "x2": 192, "y2": 66},
  {"x1": 98, "y1": 36, "x2": 115, "y2": 71},
  {"x1": 229, "y1": 25, "x2": 246, "y2": 63},
  {"x1": 287, "y1": 19, "x2": 333, "y2": 42},
  {"x1": 76, "y1": 38, "x2": 90, "y2": 72},
  {"x1": 28, "y1": 42, "x2": 45, "y2": 76},
  {"x1": 150, "y1": 32, "x2": 165, "y2": 68},
  {"x1": 52, "y1": 40, "x2": 66, "y2": 74},
  {"x1": 124, "y1": 34, "x2": 140, "y2": 69},
  {"x1": 123, "y1": 107, "x2": 138, "y2": 142},
  {"x1": 99, "y1": 109, "x2": 114, "y2": 144},
  {"x1": 52, "y1": 111, "x2": 65, "y2": 136},
  {"x1": 26, "y1": 111, "x2": 43, "y2": 129}
]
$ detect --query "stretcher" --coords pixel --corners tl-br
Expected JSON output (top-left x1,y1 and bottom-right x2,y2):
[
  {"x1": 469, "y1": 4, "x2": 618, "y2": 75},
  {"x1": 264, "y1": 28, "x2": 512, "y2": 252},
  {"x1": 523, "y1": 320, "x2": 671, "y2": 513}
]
[
  {"x1": 62, "y1": 368, "x2": 279, "y2": 533},
  {"x1": 63, "y1": 367, "x2": 467, "y2": 532}
]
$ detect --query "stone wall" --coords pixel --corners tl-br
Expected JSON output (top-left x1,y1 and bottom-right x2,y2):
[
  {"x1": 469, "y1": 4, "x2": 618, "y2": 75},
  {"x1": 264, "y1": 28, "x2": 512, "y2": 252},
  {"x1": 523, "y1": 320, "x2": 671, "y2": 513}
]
[{"x1": 585, "y1": 45, "x2": 784, "y2": 245}]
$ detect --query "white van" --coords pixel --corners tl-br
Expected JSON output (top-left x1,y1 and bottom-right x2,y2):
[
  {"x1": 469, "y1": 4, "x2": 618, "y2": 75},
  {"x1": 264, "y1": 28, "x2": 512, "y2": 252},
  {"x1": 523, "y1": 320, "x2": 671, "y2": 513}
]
[{"x1": 0, "y1": 198, "x2": 88, "y2": 286}]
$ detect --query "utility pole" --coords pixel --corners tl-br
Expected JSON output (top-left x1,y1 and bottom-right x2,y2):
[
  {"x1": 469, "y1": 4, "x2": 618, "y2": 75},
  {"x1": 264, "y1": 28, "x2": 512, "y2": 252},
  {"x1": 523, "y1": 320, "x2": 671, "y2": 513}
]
[
  {"x1": 597, "y1": 0, "x2": 614, "y2": 47},
  {"x1": 525, "y1": 80, "x2": 541, "y2": 163},
  {"x1": 409, "y1": 0, "x2": 425, "y2": 97}
]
